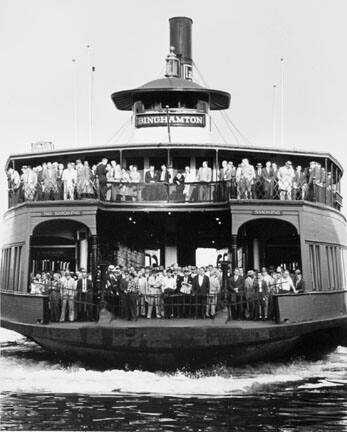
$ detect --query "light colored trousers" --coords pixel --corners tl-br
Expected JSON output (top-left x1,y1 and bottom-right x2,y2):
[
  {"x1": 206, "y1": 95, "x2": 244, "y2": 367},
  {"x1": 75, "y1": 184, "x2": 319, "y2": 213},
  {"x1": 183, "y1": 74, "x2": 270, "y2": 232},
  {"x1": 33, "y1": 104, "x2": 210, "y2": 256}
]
[{"x1": 60, "y1": 296, "x2": 75, "y2": 322}]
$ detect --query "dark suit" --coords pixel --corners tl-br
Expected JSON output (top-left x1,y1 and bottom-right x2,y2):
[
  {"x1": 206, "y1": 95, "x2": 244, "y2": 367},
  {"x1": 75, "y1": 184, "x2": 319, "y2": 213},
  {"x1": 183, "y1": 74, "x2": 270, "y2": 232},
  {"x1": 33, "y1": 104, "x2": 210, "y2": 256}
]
[
  {"x1": 262, "y1": 167, "x2": 274, "y2": 199},
  {"x1": 192, "y1": 275, "x2": 210, "y2": 318},
  {"x1": 95, "y1": 163, "x2": 107, "y2": 200},
  {"x1": 157, "y1": 170, "x2": 170, "y2": 200},
  {"x1": 227, "y1": 276, "x2": 245, "y2": 319},
  {"x1": 254, "y1": 168, "x2": 264, "y2": 198},
  {"x1": 253, "y1": 279, "x2": 268, "y2": 320},
  {"x1": 76, "y1": 278, "x2": 94, "y2": 320},
  {"x1": 295, "y1": 279, "x2": 305, "y2": 293},
  {"x1": 144, "y1": 171, "x2": 158, "y2": 200}
]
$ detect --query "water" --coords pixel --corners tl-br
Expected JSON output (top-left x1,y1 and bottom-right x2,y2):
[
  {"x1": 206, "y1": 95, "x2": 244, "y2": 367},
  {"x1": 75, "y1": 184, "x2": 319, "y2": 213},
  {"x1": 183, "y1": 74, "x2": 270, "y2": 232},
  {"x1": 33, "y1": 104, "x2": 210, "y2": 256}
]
[{"x1": 1, "y1": 328, "x2": 346, "y2": 431}]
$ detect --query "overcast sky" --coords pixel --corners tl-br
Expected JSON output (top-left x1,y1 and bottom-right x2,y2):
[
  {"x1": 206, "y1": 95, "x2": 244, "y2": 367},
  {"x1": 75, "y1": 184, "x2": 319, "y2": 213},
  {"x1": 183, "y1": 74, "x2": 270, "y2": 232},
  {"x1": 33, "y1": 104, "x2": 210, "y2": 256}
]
[{"x1": 1, "y1": 0, "x2": 346, "y2": 238}]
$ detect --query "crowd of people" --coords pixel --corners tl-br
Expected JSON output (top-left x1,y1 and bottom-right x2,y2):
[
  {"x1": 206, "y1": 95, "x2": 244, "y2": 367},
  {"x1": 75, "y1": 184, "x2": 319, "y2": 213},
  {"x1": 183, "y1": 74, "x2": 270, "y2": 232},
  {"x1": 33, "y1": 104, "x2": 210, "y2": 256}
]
[
  {"x1": 7, "y1": 157, "x2": 335, "y2": 205},
  {"x1": 29, "y1": 263, "x2": 305, "y2": 323}
]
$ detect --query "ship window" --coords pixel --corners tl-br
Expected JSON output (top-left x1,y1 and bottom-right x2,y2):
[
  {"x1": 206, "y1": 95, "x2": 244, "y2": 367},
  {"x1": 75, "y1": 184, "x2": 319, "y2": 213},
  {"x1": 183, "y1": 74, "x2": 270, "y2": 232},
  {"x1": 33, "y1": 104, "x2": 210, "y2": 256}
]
[
  {"x1": 309, "y1": 243, "x2": 322, "y2": 291},
  {"x1": 1, "y1": 245, "x2": 23, "y2": 291},
  {"x1": 326, "y1": 246, "x2": 333, "y2": 290},
  {"x1": 342, "y1": 248, "x2": 347, "y2": 288}
]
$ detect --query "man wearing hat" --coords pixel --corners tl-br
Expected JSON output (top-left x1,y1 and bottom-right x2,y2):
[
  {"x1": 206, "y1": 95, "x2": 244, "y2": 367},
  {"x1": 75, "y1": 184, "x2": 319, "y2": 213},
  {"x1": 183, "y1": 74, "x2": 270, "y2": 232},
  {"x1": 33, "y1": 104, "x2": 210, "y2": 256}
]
[{"x1": 278, "y1": 161, "x2": 295, "y2": 200}]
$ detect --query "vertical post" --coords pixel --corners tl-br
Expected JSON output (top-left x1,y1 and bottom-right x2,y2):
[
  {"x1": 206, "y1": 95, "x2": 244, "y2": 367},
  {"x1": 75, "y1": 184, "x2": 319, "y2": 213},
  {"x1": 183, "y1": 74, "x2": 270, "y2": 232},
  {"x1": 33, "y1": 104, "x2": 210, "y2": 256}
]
[
  {"x1": 332, "y1": 162, "x2": 335, "y2": 207},
  {"x1": 231, "y1": 234, "x2": 238, "y2": 270},
  {"x1": 215, "y1": 149, "x2": 219, "y2": 182},
  {"x1": 324, "y1": 158, "x2": 328, "y2": 204},
  {"x1": 72, "y1": 58, "x2": 78, "y2": 147},
  {"x1": 120, "y1": 149, "x2": 123, "y2": 168},
  {"x1": 280, "y1": 58, "x2": 285, "y2": 148},
  {"x1": 165, "y1": 105, "x2": 171, "y2": 144},
  {"x1": 272, "y1": 84, "x2": 277, "y2": 147},
  {"x1": 91, "y1": 235, "x2": 98, "y2": 276},
  {"x1": 220, "y1": 260, "x2": 230, "y2": 304}
]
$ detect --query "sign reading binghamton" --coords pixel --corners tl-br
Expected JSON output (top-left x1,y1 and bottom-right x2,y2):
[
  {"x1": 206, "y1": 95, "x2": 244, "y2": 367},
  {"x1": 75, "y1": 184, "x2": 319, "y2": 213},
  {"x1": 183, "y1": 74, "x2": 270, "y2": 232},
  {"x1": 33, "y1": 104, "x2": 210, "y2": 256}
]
[{"x1": 135, "y1": 113, "x2": 206, "y2": 128}]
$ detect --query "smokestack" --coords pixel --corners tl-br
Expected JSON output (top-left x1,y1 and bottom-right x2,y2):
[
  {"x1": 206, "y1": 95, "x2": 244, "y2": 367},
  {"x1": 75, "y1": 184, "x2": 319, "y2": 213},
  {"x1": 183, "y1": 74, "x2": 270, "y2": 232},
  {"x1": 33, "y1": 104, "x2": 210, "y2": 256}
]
[{"x1": 169, "y1": 17, "x2": 193, "y2": 80}]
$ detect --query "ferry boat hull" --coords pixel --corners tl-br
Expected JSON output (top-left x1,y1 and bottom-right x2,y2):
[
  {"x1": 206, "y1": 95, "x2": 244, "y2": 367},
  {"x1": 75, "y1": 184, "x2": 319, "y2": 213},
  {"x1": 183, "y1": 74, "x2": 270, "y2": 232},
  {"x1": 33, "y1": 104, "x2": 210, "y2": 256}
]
[{"x1": 2, "y1": 312, "x2": 347, "y2": 370}]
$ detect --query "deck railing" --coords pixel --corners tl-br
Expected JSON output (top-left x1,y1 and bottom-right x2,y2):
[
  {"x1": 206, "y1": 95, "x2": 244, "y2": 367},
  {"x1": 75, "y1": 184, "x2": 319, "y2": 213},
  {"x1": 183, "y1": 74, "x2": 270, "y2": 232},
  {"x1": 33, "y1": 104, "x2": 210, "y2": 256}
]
[{"x1": 8, "y1": 179, "x2": 342, "y2": 210}]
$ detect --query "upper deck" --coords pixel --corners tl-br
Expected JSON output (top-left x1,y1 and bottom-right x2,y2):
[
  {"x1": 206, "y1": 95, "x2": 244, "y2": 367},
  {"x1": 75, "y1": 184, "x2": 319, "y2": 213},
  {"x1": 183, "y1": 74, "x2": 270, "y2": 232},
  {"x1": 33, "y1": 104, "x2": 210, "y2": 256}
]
[{"x1": 5, "y1": 142, "x2": 344, "y2": 213}]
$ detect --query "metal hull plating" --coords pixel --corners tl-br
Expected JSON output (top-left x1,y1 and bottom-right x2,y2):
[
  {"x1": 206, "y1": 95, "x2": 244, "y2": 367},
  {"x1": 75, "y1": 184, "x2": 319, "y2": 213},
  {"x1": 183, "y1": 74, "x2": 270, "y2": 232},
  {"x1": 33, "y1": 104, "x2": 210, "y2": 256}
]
[{"x1": 2, "y1": 315, "x2": 346, "y2": 370}]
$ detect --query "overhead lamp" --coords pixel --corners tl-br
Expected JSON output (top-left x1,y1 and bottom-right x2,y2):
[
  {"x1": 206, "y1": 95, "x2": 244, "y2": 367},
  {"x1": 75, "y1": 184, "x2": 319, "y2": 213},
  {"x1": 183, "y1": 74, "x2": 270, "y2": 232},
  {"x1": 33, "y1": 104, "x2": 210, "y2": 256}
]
[{"x1": 129, "y1": 217, "x2": 132, "y2": 221}]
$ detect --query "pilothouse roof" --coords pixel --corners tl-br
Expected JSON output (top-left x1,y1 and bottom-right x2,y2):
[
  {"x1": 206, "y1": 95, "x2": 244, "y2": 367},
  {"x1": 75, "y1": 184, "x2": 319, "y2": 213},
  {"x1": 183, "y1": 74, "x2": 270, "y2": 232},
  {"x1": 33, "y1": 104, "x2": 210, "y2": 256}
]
[{"x1": 111, "y1": 77, "x2": 231, "y2": 111}]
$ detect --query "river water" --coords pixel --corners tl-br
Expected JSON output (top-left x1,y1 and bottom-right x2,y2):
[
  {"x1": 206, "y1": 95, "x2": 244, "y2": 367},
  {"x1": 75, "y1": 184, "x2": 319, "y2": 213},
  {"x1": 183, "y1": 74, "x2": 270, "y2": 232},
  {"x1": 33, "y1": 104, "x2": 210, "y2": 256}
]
[{"x1": 0, "y1": 328, "x2": 346, "y2": 431}]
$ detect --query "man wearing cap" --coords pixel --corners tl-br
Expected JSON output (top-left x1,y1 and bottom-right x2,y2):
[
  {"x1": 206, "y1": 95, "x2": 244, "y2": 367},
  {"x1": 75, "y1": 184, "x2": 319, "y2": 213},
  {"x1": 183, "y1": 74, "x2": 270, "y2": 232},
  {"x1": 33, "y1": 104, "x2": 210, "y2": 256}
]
[
  {"x1": 105, "y1": 265, "x2": 122, "y2": 316},
  {"x1": 278, "y1": 161, "x2": 295, "y2": 200},
  {"x1": 147, "y1": 269, "x2": 162, "y2": 319}
]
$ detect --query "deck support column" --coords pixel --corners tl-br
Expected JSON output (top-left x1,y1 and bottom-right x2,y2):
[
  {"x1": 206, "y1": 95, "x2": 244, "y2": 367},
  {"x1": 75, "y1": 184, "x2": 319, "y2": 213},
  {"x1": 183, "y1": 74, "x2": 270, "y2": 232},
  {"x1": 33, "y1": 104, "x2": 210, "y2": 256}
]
[
  {"x1": 231, "y1": 234, "x2": 238, "y2": 270},
  {"x1": 91, "y1": 235, "x2": 98, "y2": 276},
  {"x1": 253, "y1": 238, "x2": 260, "y2": 270}
]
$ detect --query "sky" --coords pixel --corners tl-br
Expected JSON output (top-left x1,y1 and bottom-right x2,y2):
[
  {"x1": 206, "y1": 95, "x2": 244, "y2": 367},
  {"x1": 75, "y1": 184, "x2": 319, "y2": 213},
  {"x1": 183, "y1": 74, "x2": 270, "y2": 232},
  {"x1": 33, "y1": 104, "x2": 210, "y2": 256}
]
[{"x1": 1, "y1": 0, "x2": 347, "y2": 243}]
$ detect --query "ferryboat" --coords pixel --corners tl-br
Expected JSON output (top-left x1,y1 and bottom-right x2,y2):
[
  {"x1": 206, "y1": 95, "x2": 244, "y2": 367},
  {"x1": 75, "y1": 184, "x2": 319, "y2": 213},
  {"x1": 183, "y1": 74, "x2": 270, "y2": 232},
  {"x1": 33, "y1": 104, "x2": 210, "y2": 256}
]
[{"x1": 1, "y1": 17, "x2": 347, "y2": 369}]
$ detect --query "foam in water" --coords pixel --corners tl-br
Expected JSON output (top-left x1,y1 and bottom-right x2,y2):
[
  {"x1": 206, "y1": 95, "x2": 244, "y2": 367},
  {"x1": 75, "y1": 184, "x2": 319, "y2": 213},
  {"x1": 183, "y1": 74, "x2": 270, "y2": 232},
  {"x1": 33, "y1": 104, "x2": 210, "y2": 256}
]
[{"x1": 1, "y1": 329, "x2": 346, "y2": 397}]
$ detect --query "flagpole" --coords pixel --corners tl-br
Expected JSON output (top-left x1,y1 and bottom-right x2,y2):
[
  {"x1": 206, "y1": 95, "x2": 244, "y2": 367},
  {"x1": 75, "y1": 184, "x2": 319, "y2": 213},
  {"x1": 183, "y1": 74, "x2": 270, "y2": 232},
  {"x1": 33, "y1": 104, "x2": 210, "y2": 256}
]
[
  {"x1": 86, "y1": 44, "x2": 94, "y2": 147},
  {"x1": 72, "y1": 58, "x2": 78, "y2": 147},
  {"x1": 280, "y1": 57, "x2": 285, "y2": 148},
  {"x1": 272, "y1": 84, "x2": 277, "y2": 148}
]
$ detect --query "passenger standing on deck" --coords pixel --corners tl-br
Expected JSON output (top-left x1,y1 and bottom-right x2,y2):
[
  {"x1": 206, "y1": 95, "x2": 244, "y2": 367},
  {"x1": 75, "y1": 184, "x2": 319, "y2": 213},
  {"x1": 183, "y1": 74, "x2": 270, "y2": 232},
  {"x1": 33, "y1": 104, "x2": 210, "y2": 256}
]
[
  {"x1": 76, "y1": 270, "x2": 94, "y2": 321},
  {"x1": 130, "y1": 165, "x2": 141, "y2": 201},
  {"x1": 278, "y1": 161, "x2": 295, "y2": 200},
  {"x1": 197, "y1": 161, "x2": 212, "y2": 201},
  {"x1": 7, "y1": 168, "x2": 21, "y2": 206},
  {"x1": 147, "y1": 269, "x2": 162, "y2": 319},
  {"x1": 192, "y1": 267, "x2": 210, "y2": 318},
  {"x1": 293, "y1": 165, "x2": 307, "y2": 200},
  {"x1": 227, "y1": 268, "x2": 244, "y2": 320},
  {"x1": 261, "y1": 267, "x2": 274, "y2": 320},
  {"x1": 244, "y1": 270, "x2": 256, "y2": 319},
  {"x1": 254, "y1": 271, "x2": 268, "y2": 320},
  {"x1": 277, "y1": 270, "x2": 296, "y2": 294},
  {"x1": 183, "y1": 166, "x2": 195, "y2": 201},
  {"x1": 240, "y1": 159, "x2": 255, "y2": 199},
  {"x1": 60, "y1": 272, "x2": 77, "y2": 322},
  {"x1": 137, "y1": 269, "x2": 148, "y2": 317},
  {"x1": 95, "y1": 157, "x2": 108, "y2": 201},
  {"x1": 144, "y1": 165, "x2": 158, "y2": 201},
  {"x1": 62, "y1": 163, "x2": 77, "y2": 200},
  {"x1": 22, "y1": 166, "x2": 38, "y2": 201},
  {"x1": 262, "y1": 162, "x2": 274, "y2": 199},
  {"x1": 208, "y1": 269, "x2": 220, "y2": 318},
  {"x1": 125, "y1": 272, "x2": 139, "y2": 321},
  {"x1": 49, "y1": 273, "x2": 61, "y2": 322},
  {"x1": 294, "y1": 270, "x2": 306, "y2": 293},
  {"x1": 75, "y1": 160, "x2": 84, "y2": 199}
]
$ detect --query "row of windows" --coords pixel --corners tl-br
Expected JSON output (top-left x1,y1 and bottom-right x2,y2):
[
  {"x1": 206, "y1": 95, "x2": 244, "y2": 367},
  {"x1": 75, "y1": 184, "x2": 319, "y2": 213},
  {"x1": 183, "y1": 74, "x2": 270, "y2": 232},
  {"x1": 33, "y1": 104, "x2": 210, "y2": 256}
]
[
  {"x1": 308, "y1": 243, "x2": 347, "y2": 291},
  {"x1": 0, "y1": 245, "x2": 23, "y2": 291}
]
